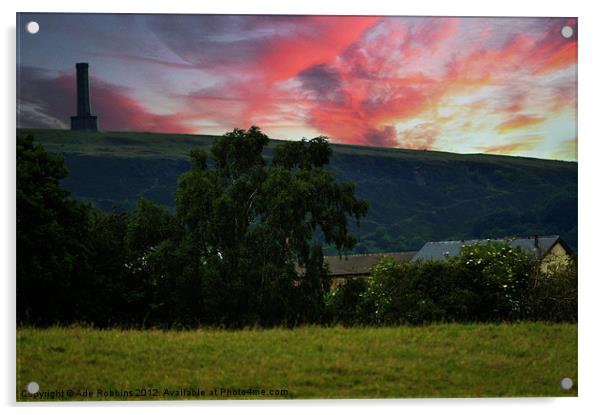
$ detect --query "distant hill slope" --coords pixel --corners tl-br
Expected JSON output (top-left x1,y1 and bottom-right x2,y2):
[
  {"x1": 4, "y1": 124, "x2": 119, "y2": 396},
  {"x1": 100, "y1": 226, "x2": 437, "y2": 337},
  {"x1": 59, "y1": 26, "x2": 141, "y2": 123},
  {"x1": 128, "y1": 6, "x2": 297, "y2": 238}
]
[{"x1": 18, "y1": 128, "x2": 578, "y2": 252}]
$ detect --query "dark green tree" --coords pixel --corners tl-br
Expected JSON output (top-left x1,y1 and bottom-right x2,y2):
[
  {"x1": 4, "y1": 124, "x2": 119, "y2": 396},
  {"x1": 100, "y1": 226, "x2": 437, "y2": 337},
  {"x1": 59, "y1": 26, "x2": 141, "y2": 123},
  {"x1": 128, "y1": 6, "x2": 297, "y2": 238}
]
[
  {"x1": 124, "y1": 197, "x2": 183, "y2": 326},
  {"x1": 81, "y1": 209, "x2": 129, "y2": 325},
  {"x1": 136, "y1": 126, "x2": 368, "y2": 326},
  {"x1": 17, "y1": 135, "x2": 134, "y2": 326},
  {"x1": 17, "y1": 135, "x2": 94, "y2": 324}
]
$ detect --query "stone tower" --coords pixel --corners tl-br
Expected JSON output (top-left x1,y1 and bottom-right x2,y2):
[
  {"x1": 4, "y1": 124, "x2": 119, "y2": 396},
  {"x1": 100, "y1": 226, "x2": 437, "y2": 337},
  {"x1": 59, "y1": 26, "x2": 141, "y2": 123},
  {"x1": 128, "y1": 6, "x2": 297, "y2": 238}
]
[{"x1": 70, "y1": 63, "x2": 98, "y2": 131}]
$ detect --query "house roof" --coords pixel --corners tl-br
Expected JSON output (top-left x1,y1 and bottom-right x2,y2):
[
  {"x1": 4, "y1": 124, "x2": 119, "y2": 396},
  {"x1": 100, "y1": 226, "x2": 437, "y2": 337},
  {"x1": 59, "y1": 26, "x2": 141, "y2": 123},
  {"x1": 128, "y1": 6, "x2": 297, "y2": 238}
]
[
  {"x1": 411, "y1": 235, "x2": 566, "y2": 262},
  {"x1": 325, "y1": 251, "x2": 417, "y2": 276}
]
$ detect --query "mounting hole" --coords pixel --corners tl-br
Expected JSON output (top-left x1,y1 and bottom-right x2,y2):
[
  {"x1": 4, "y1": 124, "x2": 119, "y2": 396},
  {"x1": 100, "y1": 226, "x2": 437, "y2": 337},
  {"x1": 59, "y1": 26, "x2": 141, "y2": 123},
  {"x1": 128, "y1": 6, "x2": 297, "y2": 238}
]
[
  {"x1": 26, "y1": 21, "x2": 39, "y2": 34},
  {"x1": 26, "y1": 381, "x2": 40, "y2": 394},
  {"x1": 560, "y1": 377, "x2": 573, "y2": 390},
  {"x1": 561, "y1": 26, "x2": 574, "y2": 39}
]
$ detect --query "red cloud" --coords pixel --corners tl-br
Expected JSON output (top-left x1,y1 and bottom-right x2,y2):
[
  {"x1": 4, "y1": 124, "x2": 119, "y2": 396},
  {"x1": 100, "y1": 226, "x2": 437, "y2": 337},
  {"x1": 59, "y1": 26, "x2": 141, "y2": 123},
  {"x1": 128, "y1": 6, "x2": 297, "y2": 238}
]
[
  {"x1": 20, "y1": 69, "x2": 196, "y2": 134},
  {"x1": 399, "y1": 123, "x2": 439, "y2": 150},
  {"x1": 88, "y1": 80, "x2": 195, "y2": 134},
  {"x1": 479, "y1": 134, "x2": 544, "y2": 154},
  {"x1": 479, "y1": 135, "x2": 544, "y2": 155},
  {"x1": 481, "y1": 142, "x2": 538, "y2": 155},
  {"x1": 302, "y1": 76, "x2": 446, "y2": 147},
  {"x1": 496, "y1": 115, "x2": 546, "y2": 133},
  {"x1": 134, "y1": 16, "x2": 577, "y2": 152},
  {"x1": 276, "y1": 18, "x2": 458, "y2": 146},
  {"x1": 259, "y1": 16, "x2": 381, "y2": 83},
  {"x1": 535, "y1": 41, "x2": 577, "y2": 74},
  {"x1": 94, "y1": 87, "x2": 195, "y2": 134},
  {"x1": 412, "y1": 17, "x2": 459, "y2": 46},
  {"x1": 445, "y1": 34, "x2": 537, "y2": 84},
  {"x1": 529, "y1": 18, "x2": 577, "y2": 75},
  {"x1": 497, "y1": 92, "x2": 528, "y2": 113}
]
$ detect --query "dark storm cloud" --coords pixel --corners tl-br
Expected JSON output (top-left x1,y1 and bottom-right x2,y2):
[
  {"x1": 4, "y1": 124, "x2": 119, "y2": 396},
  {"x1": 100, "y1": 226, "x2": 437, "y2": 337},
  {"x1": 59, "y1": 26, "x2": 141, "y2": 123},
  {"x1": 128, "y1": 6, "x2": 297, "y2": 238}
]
[
  {"x1": 18, "y1": 66, "x2": 73, "y2": 129},
  {"x1": 142, "y1": 14, "x2": 306, "y2": 68},
  {"x1": 297, "y1": 64, "x2": 348, "y2": 105},
  {"x1": 364, "y1": 126, "x2": 399, "y2": 148}
]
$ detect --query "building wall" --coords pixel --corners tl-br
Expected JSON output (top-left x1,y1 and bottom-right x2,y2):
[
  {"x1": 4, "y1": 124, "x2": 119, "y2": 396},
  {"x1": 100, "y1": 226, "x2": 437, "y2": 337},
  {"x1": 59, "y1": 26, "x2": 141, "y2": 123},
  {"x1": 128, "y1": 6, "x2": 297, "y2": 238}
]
[
  {"x1": 331, "y1": 275, "x2": 369, "y2": 288},
  {"x1": 540, "y1": 242, "x2": 572, "y2": 274}
]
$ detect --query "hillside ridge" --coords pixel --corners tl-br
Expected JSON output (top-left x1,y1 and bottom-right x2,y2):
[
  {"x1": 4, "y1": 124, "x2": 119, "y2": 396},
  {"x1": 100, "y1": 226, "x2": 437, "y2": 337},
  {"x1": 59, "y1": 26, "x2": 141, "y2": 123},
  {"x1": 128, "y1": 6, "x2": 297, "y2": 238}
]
[
  {"x1": 18, "y1": 128, "x2": 576, "y2": 165},
  {"x1": 17, "y1": 128, "x2": 578, "y2": 253}
]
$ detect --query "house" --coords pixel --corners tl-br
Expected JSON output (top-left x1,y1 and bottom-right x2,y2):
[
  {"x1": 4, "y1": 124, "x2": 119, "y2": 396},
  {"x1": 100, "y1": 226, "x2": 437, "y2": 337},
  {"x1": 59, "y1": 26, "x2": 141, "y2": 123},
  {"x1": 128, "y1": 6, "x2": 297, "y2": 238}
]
[
  {"x1": 322, "y1": 235, "x2": 573, "y2": 285},
  {"x1": 411, "y1": 235, "x2": 574, "y2": 273},
  {"x1": 324, "y1": 251, "x2": 416, "y2": 286}
]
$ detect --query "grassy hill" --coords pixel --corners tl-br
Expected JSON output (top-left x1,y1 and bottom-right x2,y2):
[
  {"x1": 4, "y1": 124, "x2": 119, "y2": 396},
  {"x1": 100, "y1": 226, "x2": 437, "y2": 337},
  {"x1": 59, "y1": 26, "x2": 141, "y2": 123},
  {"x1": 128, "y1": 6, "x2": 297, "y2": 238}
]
[{"x1": 17, "y1": 128, "x2": 578, "y2": 252}]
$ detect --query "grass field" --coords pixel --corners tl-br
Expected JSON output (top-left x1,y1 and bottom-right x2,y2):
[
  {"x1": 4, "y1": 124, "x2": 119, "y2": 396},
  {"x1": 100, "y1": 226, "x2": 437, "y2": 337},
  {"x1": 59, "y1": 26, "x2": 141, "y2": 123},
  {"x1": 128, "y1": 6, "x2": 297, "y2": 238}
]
[{"x1": 17, "y1": 323, "x2": 577, "y2": 401}]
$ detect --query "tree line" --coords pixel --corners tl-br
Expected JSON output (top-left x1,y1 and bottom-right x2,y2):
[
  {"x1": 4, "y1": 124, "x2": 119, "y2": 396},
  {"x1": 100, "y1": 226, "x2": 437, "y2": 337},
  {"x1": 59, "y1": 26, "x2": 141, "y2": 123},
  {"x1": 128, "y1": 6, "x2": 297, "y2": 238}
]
[
  {"x1": 17, "y1": 127, "x2": 576, "y2": 328},
  {"x1": 17, "y1": 127, "x2": 368, "y2": 327}
]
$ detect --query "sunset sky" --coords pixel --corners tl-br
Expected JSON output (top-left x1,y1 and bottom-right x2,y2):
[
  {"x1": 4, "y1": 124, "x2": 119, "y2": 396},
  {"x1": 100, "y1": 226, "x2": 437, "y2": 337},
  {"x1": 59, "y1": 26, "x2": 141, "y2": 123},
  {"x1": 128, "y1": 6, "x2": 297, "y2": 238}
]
[{"x1": 17, "y1": 14, "x2": 577, "y2": 160}]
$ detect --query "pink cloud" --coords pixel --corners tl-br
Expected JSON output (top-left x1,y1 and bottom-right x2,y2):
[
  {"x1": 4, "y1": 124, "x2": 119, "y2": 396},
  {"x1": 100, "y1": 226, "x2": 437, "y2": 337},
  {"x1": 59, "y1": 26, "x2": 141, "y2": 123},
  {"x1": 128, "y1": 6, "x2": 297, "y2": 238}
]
[
  {"x1": 399, "y1": 123, "x2": 439, "y2": 150},
  {"x1": 480, "y1": 135, "x2": 544, "y2": 155},
  {"x1": 258, "y1": 16, "x2": 381, "y2": 83},
  {"x1": 496, "y1": 115, "x2": 546, "y2": 133}
]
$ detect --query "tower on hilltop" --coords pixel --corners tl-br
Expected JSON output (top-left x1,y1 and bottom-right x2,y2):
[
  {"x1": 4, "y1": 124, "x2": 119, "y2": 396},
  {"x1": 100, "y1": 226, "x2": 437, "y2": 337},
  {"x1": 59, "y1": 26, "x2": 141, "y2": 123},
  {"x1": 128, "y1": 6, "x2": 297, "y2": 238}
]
[{"x1": 70, "y1": 62, "x2": 98, "y2": 131}]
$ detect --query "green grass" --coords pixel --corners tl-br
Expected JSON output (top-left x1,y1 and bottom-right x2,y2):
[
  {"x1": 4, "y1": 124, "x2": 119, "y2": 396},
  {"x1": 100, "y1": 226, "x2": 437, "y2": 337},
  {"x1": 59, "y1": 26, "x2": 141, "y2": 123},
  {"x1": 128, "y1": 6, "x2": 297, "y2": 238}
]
[
  {"x1": 17, "y1": 323, "x2": 577, "y2": 401},
  {"x1": 17, "y1": 128, "x2": 220, "y2": 160}
]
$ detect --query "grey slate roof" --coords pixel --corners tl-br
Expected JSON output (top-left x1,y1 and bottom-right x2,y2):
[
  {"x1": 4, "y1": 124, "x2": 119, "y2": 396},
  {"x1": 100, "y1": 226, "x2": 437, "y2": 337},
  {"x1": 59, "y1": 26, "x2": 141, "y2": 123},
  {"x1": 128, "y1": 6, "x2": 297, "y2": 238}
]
[
  {"x1": 325, "y1": 251, "x2": 417, "y2": 276},
  {"x1": 411, "y1": 235, "x2": 564, "y2": 262}
]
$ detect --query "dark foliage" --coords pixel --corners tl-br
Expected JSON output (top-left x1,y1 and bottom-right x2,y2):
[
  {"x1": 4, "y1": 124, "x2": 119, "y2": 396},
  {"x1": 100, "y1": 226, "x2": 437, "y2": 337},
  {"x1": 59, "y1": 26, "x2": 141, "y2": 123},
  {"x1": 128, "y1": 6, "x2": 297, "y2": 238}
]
[
  {"x1": 17, "y1": 129, "x2": 368, "y2": 327},
  {"x1": 17, "y1": 135, "x2": 93, "y2": 324},
  {"x1": 327, "y1": 241, "x2": 575, "y2": 325},
  {"x1": 132, "y1": 127, "x2": 368, "y2": 327},
  {"x1": 325, "y1": 278, "x2": 371, "y2": 326},
  {"x1": 17, "y1": 131, "x2": 576, "y2": 328},
  {"x1": 520, "y1": 259, "x2": 578, "y2": 322}
]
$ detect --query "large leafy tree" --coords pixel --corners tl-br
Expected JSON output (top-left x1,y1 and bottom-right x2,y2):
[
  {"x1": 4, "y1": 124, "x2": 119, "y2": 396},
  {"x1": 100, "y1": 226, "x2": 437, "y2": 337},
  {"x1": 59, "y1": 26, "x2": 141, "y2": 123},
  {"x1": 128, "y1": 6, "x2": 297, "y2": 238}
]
[
  {"x1": 138, "y1": 126, "x2": 369, "y2": 326},
  {"x1": 17, "y1": 135, "x2": 94, "y2": 324},
  {"x1": 124, "y1": 197, "x2": 180, "y2": 326},
  {"x1": 17, "y1": 135, "x2": 132, "y2": 326}
]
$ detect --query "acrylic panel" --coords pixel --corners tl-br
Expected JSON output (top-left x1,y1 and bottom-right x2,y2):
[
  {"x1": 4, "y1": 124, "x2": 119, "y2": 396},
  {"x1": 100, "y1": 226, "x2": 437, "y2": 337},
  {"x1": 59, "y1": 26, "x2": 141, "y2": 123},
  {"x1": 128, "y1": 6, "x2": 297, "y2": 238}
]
[{"x1": 16, "y1": 13, "x2": 577, "y2": 401}]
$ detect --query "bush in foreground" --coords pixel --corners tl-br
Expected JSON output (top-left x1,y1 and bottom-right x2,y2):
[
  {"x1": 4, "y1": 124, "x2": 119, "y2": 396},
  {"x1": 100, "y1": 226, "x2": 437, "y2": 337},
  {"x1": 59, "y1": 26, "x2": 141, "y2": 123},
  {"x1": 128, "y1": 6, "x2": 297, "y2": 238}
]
[
  {"x1": 327, "y1": 241, "x2": 574, "y2": 325},
  {"x1": 520, "y1": 259, "x2": 577, "y2": 322}
]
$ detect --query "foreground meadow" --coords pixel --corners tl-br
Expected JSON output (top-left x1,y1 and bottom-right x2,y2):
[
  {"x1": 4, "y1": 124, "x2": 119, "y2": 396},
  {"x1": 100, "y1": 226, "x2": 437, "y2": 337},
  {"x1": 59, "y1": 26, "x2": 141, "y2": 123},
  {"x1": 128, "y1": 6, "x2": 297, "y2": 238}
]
[{"x1": 17, "y1": 323, "x2": 577, "y2": 401}]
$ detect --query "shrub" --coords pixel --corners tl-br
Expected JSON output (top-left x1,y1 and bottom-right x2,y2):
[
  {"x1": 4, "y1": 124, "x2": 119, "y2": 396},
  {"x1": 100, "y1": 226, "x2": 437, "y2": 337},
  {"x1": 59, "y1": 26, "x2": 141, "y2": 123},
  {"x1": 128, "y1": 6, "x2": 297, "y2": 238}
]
[
  {"x1": 362, "y1": 257, "x2": 400, "y2": 324},
  {"x1": 359, "y1": 241, "x2": 539, "y2": 325},
  {"x1": 521, "y1": 259, "x2": 577, "y2": 322},
  {"x1": 448, "y1": 241, "x2": 537, "y2": 321},
  {"x1": 327, "y1": 241, "x2": 576, "y2": 326},
  {"x1": 325, "y1": 278, "x2": 370, "y2": 326},
  {"x1": 364, "y1": 258, "x2": 479, "y2": 325}
]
